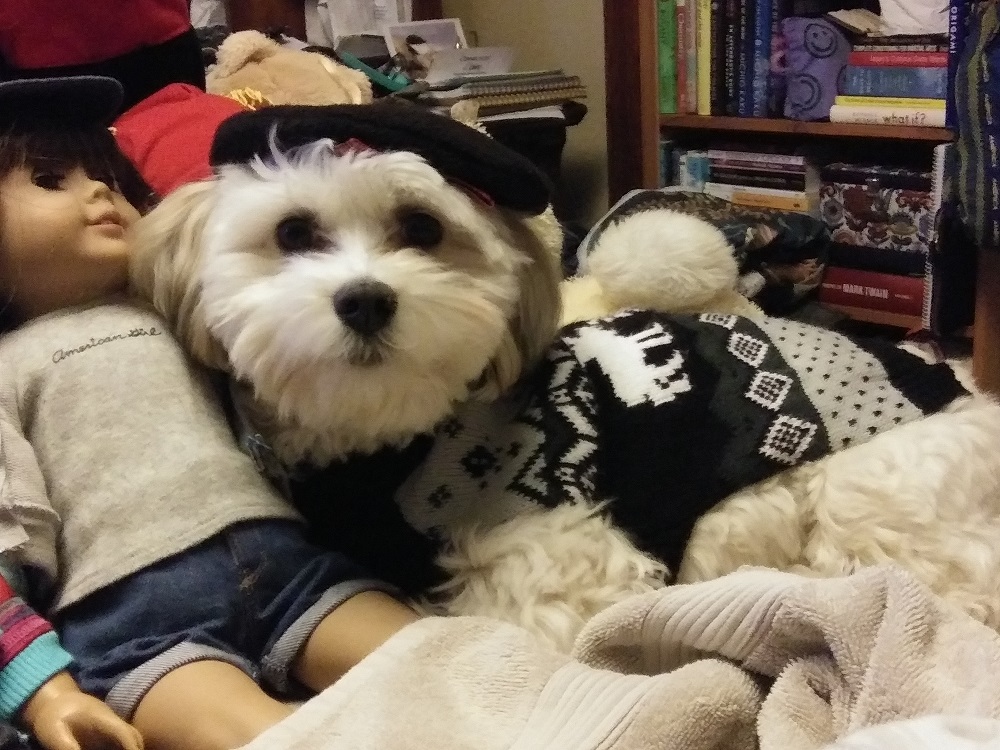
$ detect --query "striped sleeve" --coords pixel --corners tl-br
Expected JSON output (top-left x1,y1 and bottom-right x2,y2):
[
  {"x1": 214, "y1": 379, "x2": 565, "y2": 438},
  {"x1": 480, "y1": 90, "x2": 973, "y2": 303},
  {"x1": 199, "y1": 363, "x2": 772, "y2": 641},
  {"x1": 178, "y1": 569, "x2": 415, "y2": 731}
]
[{"x1": 0, "y1": 574, "x2": 73, "y2": 719}]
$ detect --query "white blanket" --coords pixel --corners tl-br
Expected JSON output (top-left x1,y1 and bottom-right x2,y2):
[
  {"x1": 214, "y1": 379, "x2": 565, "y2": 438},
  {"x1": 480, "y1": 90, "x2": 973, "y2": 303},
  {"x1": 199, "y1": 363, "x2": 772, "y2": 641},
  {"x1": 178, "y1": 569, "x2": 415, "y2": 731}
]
[{"x1": 241, "y1": 565, "x2": 1000, "y2": 749}]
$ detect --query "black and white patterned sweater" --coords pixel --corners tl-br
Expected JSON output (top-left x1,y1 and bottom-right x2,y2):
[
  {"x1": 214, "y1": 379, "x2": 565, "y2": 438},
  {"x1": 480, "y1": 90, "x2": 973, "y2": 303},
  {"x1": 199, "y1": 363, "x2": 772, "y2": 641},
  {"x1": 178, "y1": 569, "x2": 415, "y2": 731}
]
[{"x1": 270, "y1": 311, "x2": 967, "y2": 596}]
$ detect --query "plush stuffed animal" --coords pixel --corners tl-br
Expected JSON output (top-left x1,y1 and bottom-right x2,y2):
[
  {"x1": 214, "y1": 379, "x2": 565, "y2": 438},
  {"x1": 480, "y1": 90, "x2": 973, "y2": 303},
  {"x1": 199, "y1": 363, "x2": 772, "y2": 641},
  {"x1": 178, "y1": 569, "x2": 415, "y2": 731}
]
[
  {"x1": 207, "y1": 30, "x2": 373, "y2": 107},
  {"x1": 560, "y1": 208, "x2": 763, "y2": 326}
]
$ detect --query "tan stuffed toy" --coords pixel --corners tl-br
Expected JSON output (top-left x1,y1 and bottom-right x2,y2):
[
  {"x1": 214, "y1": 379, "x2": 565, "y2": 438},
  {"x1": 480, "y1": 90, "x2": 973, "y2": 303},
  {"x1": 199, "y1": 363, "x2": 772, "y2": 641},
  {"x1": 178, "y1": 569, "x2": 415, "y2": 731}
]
[
  {"x1": 560, "y1": 209, "x2": 763, "y2": 326},
  {"x1": 207, "y1": 30, "x2": 373, "y2": 107}
]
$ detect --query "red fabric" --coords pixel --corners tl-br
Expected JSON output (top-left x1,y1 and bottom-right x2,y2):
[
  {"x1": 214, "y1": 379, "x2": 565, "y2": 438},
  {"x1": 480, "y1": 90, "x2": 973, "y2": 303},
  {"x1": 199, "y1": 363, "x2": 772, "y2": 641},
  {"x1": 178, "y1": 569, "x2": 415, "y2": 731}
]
[
  {"x1": 0, "y1": 0, "x2": 190, "y2": 68},
  {"x1": 114, "y1": 84, "x2": 249, "y2": 197}
]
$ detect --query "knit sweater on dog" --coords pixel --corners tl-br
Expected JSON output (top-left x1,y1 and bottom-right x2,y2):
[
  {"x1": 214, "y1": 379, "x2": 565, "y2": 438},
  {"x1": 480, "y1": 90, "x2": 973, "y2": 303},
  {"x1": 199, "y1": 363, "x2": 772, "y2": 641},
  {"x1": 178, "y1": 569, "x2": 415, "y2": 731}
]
[{"x1": 284, "y1": 311, "x2": 966, "y2": 595}]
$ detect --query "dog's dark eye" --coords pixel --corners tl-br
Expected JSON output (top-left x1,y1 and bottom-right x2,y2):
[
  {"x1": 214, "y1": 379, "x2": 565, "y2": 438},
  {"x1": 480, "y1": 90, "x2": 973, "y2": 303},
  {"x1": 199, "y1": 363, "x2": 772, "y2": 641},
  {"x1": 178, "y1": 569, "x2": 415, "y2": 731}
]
[
  {"x1": 275, "y1": 215, "x2": 319, "y2": 252},
  {"x1": 399, "y1": 210, "x2": 443, "y2": 250}
]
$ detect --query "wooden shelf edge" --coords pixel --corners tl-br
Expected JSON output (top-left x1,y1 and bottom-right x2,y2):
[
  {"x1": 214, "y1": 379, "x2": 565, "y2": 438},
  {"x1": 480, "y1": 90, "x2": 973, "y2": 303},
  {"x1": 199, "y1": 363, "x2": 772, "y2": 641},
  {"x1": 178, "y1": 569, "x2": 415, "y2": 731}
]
[
  {"x1": 821, "y1": 303, "x2": 923, "y2": 330},
  {"x1": 659, "y1": 115, "x2": 954, "y2": 142}
]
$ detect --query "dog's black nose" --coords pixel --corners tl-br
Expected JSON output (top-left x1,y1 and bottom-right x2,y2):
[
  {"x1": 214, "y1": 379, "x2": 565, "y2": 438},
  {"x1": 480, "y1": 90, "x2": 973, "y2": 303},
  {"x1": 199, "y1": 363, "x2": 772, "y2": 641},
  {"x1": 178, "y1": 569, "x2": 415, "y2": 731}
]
[{"x1": 333, "y1": 279, "x2": 398, "y2": 336}]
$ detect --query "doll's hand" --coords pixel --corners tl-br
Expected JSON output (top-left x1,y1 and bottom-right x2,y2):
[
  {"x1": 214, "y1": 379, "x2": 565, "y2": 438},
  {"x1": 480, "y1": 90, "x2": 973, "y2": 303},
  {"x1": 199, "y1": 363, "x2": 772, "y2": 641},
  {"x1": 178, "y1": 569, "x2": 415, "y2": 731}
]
[{"x1": 19, "y1": 672, "x2": 143, "y2": 750}]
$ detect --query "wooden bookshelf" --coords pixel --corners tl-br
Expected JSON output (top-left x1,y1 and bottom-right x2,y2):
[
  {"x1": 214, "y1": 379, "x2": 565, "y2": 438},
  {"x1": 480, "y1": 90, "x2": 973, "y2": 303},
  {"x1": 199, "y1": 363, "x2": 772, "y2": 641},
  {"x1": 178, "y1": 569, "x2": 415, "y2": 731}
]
[
  {"x1": 821, "y1": 305, "x2": 923, "y2": 331},
  {"x1": 659, "y1": 115, "x2": 955, "y2": 142}
]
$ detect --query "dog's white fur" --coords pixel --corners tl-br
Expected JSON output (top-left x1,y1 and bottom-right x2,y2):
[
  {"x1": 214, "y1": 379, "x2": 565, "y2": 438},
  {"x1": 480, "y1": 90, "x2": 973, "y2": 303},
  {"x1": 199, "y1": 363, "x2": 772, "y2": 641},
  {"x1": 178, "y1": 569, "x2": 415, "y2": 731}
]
[{"x1": 132, "y1": 143, "x2": 1000, "y2": 652}]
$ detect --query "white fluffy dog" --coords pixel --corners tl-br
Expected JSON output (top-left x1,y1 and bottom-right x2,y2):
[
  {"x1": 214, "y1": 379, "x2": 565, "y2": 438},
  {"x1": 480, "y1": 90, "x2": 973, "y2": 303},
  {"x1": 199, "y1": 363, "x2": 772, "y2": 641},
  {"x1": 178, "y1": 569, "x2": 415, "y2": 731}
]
[{"x1": 131, "y1": 106, "x2": 1000, "y2": 652}]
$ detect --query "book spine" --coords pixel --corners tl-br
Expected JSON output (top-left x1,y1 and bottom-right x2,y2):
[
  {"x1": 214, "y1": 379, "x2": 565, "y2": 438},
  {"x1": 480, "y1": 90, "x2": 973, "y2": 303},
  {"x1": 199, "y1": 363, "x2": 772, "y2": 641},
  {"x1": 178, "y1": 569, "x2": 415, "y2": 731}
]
[
  {"x1": 829, "y1": 104, "x2": 946, "y2": 128},
  {"x1": 834, "y1": 95, "x2": 946, "y2": 109},
  {"x1": 657, "y1": 0, "x2": 679, "y2": 114},
  {"x1": 751, "y1": 0, "x2": 772, "y2": 116},
  {"x1": 703, "y1": 182, "x2": 812, "y2": 212},
  {"x1": 696, "y1": 0, "x2": 713, "y2": 114},
  {"x1": 722, "y1": 0, "x2": 739, "y2": 115},
  {"x1": 676, "y1": 0, "x2": 689, "y2": 114},
  {"x1": 839, "y1": 65, "x2": 948, "y2": 99},
  {"x1": 819, "y1": 266, "x2": 925, "y2": 317},
  {"x1": 767, "y1": 0, "x2": 789, "y2": 116},
  {"x1": 848, "y1": 50, "x2": 948, "y2": 67},
  {"x1": 853, "y1": 43, "x2": 948, "y2": 52},
  {"x1": 685, "y1": 0, "x2": 699, "y2": 112},
  {"x1": 737, "y1": 0, "x2": 755, "y2": 116},
  {"x1": 659, "y1": 136, "x2": 675, "y2": 187},
  {"x1": 946, "y1": 0, "x2": 971, "y2": 130},
  {"x1": 711, "y1": 0, "x2": 728, "y2": 115},
  {"x1": 707, "y1": 148, "x2": 806, "y2": 166},
  {"x1": 709, "y1": 166, "x2": 807, "y2": 191}
]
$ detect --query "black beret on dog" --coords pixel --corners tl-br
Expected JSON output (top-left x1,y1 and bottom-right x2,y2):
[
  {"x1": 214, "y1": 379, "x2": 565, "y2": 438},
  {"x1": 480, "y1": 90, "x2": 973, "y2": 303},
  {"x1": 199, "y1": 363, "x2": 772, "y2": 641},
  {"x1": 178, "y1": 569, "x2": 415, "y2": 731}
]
[
  {"x1": 209, "y1": 99, "x2": 552, "y2": 215},
  {"x1": 0, "y1": 76, "x2": 123, "y2": 130}
]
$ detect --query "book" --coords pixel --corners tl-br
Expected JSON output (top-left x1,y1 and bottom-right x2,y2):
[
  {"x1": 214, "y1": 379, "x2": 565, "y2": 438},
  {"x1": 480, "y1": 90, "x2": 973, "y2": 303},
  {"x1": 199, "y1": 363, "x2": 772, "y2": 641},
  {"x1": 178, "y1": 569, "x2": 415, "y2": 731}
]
[
  {"x1": 707, "y1": 148, "x2": 806, "y2": 166},
  {"x1": 848, "y1": 50, "x2": 948, "y2": 67},
  {"x1": 710, "y1": 0, "x2": 727, "y2": 115},
  {"x1": 819, "y1": 266, "x2": 925, "y2": 317},
  {"x1": 853, "y1": 43, "x2": 948, "y2": 52},
  {"x1": 443, "y1": 86, "x2": 588, "y2": 116},
  {"x1": 659, "y1": 136, "x2": 676, "y2": 187},
  {"x1": 696, "y1": 0, "x2": 713, "y2": 114},
  {"x1": 709, "y1": 166, "x2": 807, "y2": 191},
  {"x1": 750, "y1": 0, "x2": 773, "y2": 116},
  {"x1": 683, "y1": 0, "x2": 699, "y2": 112},
  {"x1": 839, "y1": 65, "x2": 948, "y2": 99},
  {"x1": 675, "y1": 0, "x2": 690, "y2": 113},
  {"x1": 422, "y1": 72, "x2": 581, "y2": 103},
  {"x1": 737, "y1": 0, "x2": 755, "y2": 117},
  {"x1": 722, "y1": 0, "x2": 739, "y2": 115},
  {"x1": 767, "y1": 0, "x2": 790, "y2": 116},
  {"x1": 829, "y1": 104, "x2": 946, "y2": 128},
  {"x1": 946, "y1": 0, "x2": 972, "y2": 130},
  {"x1": 657, "y1": 0, "x2": 679, "y2": 114},
  {"x1": 702, "y1": 182, "x2": 815, "y2": 213},
  {"x1": 834, "y1": 95, "x2": 946, "y2": 109}
]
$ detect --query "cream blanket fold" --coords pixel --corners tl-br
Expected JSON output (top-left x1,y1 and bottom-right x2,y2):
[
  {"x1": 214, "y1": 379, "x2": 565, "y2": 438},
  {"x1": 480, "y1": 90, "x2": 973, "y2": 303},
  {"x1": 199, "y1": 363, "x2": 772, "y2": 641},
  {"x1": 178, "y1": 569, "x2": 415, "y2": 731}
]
[
  {"x1": 239, "y1": 615, "x2": 761, "y2": 750},
  {"x1": 575, "y1": 565, "x2": 1000, "y2": 750},
  {"x1": 240, "y1": 565, "x2": 1000, "y2": 750}
]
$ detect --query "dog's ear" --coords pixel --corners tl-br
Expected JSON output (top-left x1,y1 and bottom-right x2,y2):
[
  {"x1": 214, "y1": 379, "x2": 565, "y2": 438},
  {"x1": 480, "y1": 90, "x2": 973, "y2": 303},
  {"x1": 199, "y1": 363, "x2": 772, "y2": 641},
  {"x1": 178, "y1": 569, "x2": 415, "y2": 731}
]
[
  {"x1": 129, "y1": 180, "x2": 231, "y2": 372},
  {"x1": 475, "y1": 207, "x2": 564, "y2": 399}
]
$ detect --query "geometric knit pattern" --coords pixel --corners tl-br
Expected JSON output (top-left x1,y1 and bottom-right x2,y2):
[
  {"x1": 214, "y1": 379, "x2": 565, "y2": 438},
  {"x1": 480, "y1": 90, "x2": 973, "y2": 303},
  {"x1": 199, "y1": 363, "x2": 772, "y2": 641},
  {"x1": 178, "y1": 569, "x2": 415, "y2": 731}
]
[{"x1": 281, "y1": 310, "x2": 969, "y2": 592}]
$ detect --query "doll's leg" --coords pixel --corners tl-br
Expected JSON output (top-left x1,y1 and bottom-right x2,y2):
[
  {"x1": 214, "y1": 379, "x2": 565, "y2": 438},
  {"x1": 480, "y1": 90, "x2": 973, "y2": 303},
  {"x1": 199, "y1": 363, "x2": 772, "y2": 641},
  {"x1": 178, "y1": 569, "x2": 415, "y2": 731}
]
[
  {"x1": 131, "y1": 659, "x2": 295, "y2": 750},
  {"x1": 291, "y1": 590, "x2": 421, "y2": 691}
]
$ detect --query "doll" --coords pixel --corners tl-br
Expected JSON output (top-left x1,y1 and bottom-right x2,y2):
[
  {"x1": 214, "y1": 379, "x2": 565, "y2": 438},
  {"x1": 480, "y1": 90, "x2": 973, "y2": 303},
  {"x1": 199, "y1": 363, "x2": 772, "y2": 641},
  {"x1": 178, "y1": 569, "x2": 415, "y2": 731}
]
[{"x1": 0, "y1": 76, "x2": 420, "y2": 750}]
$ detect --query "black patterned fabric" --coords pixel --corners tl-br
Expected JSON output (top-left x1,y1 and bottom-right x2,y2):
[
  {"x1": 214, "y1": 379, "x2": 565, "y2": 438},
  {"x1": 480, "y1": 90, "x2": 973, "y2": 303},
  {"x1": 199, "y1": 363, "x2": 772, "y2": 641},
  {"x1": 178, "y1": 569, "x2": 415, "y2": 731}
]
[{"x1": 270, "y1": 311, "x2": 966, "y2": 595}]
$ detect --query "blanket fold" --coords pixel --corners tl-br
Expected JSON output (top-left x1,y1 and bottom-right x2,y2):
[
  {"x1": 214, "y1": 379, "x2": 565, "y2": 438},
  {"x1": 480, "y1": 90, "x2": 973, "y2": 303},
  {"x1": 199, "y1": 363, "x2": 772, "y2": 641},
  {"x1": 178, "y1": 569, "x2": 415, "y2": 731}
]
[{"x1": 240, "y1": 565, "x2": 1000, "y2": 749}]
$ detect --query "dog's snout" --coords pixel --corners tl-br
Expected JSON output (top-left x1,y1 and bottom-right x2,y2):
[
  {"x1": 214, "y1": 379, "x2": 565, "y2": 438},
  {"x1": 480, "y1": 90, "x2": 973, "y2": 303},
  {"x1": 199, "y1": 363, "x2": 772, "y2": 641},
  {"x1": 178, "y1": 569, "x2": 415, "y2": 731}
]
[{"x1": 333, "y1": 280, "x2": 398, "y2": 336}]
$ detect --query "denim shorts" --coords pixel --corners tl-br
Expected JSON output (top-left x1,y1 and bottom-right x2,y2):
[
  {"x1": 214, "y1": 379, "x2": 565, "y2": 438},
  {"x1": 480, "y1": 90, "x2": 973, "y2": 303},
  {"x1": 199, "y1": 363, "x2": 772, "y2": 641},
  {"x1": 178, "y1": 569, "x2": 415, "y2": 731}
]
[{"x1": 55, "y1": 520, "x2": 397, "y2": 719}]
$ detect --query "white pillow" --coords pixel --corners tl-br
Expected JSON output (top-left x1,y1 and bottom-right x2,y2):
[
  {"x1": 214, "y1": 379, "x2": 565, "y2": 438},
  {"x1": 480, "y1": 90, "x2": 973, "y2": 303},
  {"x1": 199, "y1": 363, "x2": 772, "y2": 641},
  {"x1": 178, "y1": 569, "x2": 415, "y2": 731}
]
[{"x1": 879, "y1": 0, "x2": 949, "y2": 35}]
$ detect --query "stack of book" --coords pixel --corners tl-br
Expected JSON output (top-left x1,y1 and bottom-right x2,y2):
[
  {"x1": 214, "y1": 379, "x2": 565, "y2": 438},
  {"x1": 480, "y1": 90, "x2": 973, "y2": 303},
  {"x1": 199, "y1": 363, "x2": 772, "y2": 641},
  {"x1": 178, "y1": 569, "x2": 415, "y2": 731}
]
[
  {"x1": 826, "y1": 10, "x2": 948, "y2": 128},
  {"x1": 416, "y1": 69, "x2": 586, "y2": 119},
  {"x1": 816, "y1": 143, "x2": 949, "y2": 323},
  {"x1": 665, "y1": 146, "x2": 821, "y2": 215},
  {"x1": 657, "y1": 0, "x2": 794, "y2": 117}
]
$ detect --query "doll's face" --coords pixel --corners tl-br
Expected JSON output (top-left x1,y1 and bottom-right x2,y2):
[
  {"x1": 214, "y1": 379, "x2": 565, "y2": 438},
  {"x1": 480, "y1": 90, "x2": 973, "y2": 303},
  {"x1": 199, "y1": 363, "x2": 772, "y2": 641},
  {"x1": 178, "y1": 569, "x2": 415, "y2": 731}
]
[{"x1": 0, "y1": 163, "x2": 140, "y2": 323}]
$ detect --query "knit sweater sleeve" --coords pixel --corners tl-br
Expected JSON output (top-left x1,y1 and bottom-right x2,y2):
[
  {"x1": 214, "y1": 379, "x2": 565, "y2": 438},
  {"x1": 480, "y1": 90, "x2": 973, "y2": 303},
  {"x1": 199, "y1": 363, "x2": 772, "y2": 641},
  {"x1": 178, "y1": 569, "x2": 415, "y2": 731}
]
[{"x1": 0, "y1": 564, "x2": 73, "y2": 720}]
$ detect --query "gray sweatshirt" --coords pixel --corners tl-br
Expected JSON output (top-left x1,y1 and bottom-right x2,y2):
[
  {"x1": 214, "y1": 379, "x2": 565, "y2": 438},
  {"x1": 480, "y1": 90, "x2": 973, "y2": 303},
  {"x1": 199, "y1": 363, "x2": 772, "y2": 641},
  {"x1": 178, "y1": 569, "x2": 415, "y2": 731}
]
[{"x1": 0, "y1": 301, "x2": 299, "y2": 612}]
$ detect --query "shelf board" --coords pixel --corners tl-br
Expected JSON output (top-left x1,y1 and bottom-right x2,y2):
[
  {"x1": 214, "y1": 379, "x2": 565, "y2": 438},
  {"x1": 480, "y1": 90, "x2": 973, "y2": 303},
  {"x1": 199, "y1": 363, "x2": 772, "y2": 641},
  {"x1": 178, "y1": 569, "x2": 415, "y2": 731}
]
[
  {"x1": 659, "y1": 115, "x2": 954, "y2": 142},
  {"x1": 821, "y1": 303, "x2": 923, "y2": 330}
]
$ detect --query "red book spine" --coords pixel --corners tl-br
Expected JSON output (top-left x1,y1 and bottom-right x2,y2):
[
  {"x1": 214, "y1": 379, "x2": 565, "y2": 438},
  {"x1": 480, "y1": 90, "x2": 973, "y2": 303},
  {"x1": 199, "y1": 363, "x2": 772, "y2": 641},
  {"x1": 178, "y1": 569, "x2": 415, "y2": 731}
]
[
  {"x1": 847, "y1": 51, "x2": 948, "y2": 68},
  {"x1": 676, "y1": 1, "x2": 690, "y2": 114},
  {"x1": 819, "y1": 266, "x2": 925, "y2": 317}
]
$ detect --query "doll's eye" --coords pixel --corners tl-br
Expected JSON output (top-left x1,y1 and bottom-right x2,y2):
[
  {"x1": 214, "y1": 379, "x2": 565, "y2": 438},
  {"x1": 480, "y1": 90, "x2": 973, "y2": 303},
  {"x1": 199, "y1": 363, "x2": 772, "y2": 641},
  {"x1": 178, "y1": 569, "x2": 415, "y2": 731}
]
[
  {"x1": 32, "y1": 170, "x2": 65, "y2": 190},
  {"x1": 398, "y1": 210, "x2": 443, "y2": 250},
  {"x1": 275, "y1": 215, "x2": 319, "y2": 253}
]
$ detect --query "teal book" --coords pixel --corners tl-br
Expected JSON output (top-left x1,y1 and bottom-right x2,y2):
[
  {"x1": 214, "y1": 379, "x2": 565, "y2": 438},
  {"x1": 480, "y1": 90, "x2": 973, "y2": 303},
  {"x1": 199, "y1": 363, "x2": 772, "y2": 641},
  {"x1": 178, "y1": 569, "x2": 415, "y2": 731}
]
[{"x1": 657, "y1": 0, "x2": 679, "y2": 114}]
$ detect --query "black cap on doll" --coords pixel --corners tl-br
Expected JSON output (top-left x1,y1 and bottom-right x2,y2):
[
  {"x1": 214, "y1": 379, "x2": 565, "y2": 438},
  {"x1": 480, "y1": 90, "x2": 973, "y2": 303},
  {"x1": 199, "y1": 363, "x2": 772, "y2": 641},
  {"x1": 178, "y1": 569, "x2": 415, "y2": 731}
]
[{"x1": 0, "y1": 76, "x2": 124, "y2": 130}]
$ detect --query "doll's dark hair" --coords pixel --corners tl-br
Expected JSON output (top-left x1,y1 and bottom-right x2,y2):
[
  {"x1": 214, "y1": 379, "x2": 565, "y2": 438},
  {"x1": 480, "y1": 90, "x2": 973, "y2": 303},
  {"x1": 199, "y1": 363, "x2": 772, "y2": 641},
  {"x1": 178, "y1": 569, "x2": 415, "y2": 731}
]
[{"x1": 0, "y1": 125, "x2": 155, "y2": 332}]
